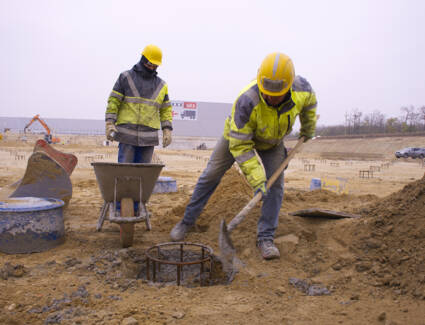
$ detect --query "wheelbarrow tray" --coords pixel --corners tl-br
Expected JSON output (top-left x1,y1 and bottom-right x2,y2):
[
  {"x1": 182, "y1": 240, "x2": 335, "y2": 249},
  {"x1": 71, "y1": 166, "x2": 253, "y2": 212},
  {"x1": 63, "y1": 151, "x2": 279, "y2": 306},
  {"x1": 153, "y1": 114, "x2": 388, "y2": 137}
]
[{"x1": 91, "y1": 162, "x2": 164, "y2": 203}]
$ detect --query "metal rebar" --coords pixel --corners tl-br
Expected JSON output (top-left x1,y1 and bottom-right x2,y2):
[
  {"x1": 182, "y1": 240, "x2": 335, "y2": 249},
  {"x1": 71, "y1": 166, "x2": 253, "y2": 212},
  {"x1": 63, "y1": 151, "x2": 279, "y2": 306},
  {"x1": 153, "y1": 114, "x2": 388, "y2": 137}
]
[
  {"x1": 146, "y1": 258, "x2": 150, "y2": 281},
  {"x1": 139, "y1": 176, "x2": 142, "y2": 208},
  {"x1": 113, "y1": 177, "x2": 117, "y2": 216},
  {"x1": 200, "y1": 247, "x2": 205, "y2": 285},
  {"x1": 145, "y1": 242, "x2": 213, "y2": 286},
  {"x1": 177, "y1": 265, "x2": 181, "y2": 286},
  {"x1": 157, "y1": 246, "x2": 161, "y2": 273},
  {"x1": 209, "y1": 258, "x2": 213, "y2": 281},
  {"x1": 153, "y1": 260, "x2": 156, "y2": 282}
]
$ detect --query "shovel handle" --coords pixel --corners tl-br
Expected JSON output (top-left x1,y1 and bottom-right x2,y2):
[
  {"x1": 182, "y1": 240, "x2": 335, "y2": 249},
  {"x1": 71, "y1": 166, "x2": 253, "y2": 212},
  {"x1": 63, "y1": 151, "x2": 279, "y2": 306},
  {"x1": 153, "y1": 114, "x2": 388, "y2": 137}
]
[{"x1": 227, "y1": 137, "x2": 306, "y2": 233}]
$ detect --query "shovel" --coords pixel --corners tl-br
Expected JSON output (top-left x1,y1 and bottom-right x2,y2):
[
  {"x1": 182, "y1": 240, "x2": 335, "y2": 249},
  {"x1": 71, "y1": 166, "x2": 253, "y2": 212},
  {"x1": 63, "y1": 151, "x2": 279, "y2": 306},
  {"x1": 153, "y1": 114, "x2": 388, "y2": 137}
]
[{"x1": 218, "y1": 137, "x2": 307, "y2": 278}]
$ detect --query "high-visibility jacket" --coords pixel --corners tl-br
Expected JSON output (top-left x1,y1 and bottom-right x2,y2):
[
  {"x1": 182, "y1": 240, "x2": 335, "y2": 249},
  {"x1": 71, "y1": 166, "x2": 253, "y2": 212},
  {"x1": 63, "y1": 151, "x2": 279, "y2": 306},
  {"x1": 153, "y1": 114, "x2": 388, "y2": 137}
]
[
  {"x1": 223, "y1": 75, "x2": 317, "y2": 189},
  {"x1": 105, "y1": 61, "x2": 172, "y2": 146}
]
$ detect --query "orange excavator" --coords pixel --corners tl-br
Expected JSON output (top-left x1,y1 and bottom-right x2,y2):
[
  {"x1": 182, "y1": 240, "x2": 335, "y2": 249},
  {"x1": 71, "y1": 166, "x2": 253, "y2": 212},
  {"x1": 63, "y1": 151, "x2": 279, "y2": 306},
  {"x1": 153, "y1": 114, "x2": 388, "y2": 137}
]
[{"x1": 24, "y1": 114, "x2": 60, "y2": 144}]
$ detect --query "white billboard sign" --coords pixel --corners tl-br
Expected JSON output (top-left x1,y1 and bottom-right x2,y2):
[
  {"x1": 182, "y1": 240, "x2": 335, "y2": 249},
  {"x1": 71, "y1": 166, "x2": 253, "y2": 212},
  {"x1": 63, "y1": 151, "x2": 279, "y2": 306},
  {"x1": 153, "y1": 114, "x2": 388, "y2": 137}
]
[{"x1": 171, "y1": 101, "x2": 198, "y2": 121}]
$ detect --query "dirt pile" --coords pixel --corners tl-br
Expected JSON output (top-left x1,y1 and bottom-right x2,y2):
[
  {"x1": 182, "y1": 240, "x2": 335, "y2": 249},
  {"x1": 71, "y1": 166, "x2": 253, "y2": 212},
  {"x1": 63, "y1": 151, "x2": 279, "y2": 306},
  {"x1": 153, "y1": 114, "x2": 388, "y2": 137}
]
[
  {"x1": 183, "y1": 166, "x2": 425, "y2": 300},
  {"x1": 352, "y1": 173, "x2": 425, "y2": 299},
  {"x1": 167, "y1": 166, "x2": 253, "y2": 229},
  {"x1": 202, "y1": 167, "x2": 253, "y2": 222}
]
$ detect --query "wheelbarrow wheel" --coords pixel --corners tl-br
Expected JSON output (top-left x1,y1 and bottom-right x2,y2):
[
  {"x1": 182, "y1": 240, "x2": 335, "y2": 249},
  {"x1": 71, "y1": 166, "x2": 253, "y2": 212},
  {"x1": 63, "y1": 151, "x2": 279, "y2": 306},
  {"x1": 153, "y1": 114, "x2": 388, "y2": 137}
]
[{"x1": 120, "y1": 197, "x2": 135, "y2": 248}]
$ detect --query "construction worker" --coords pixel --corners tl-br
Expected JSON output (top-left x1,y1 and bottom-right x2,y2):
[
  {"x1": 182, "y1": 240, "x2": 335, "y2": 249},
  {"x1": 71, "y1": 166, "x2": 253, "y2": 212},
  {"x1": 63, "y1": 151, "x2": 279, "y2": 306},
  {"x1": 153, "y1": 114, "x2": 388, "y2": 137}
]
[
  {"x1": 105, "y1": 44, "x2": 173, "y2": 163},
  {"x1": 170, "y1": 52, "x2": 317, "y2": 260}
]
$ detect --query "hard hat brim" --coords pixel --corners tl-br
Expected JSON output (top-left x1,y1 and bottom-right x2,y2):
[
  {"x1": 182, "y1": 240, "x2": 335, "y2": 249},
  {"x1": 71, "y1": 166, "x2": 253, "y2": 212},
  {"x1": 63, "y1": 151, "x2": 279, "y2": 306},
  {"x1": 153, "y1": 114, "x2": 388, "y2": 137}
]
[
  {"x1": 148, "y1": 58, "x2": 161, "y2": 66},
  {"x1": 258, "y1": 82, "x2": 290, "y2": 97}
]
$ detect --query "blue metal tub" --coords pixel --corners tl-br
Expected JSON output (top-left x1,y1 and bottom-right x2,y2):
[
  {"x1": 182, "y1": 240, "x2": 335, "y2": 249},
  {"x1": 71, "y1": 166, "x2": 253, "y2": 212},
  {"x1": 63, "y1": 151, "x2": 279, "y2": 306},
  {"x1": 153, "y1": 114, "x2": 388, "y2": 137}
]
[{"x1": 0, "y1": 197, "x2": 65, "y2": 254}]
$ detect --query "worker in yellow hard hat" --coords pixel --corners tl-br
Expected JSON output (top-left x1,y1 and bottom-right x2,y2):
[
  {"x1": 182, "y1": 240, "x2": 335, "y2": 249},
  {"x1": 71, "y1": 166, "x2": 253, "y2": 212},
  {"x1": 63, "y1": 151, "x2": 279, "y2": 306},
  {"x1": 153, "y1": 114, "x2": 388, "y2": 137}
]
[
  {"x1": 170, "y1": 52, "x2": 317, "y2": 260},
  {"x1": 105, "y1": 44, "x2": 173, "y2": 164}
]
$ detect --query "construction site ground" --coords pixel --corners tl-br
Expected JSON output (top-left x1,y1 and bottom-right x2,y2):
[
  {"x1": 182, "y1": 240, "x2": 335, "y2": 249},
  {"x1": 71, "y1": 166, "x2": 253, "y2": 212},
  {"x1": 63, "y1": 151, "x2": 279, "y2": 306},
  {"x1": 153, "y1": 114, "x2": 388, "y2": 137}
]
[{"x1": 1, "y1": 135, "x2": 425, "y2": 325}]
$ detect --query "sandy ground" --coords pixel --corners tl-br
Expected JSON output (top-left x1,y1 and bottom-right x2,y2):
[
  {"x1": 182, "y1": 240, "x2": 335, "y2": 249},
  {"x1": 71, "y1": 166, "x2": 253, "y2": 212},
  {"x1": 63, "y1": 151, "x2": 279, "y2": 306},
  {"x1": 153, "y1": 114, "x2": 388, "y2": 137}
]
[{"x1": 1, "y1": 135, "x2": 425, "y2": 325}]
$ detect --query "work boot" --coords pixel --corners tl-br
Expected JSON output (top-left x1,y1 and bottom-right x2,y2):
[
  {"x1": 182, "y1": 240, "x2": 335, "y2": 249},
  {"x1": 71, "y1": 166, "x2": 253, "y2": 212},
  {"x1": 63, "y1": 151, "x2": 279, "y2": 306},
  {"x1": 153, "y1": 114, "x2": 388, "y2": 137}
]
[
  {"x1": 170, "y1": 220, "x2": 194, "y2": 241},
  {"x1": 257, "y1": 240, "x2": 280, "y2": 260}
]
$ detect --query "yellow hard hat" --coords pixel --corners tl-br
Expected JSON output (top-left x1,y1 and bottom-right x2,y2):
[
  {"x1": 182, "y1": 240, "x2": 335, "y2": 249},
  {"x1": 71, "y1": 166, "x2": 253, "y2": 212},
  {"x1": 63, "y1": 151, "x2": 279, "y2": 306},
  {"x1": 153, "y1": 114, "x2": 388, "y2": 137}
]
[
  {"x1": 257, "y1": 52, "x2": 295, "y2": 96},
  {"x1": 142, "y1": 44, "x2": 163, "y2": 66}
]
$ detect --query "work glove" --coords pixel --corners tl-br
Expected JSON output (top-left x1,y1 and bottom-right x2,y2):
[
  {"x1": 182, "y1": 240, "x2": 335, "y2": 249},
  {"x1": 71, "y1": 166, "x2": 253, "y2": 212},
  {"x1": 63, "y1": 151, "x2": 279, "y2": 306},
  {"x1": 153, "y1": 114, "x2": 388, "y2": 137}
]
[
  {"x1": 105, "y1": 121, "x2": 117, "y2": 141},
  {"x1": 162, "y1": 128, "x2": 172, "y2": 148},
  {"x1": 254, "y1": 182, "x2": 267, "y2": 200}
]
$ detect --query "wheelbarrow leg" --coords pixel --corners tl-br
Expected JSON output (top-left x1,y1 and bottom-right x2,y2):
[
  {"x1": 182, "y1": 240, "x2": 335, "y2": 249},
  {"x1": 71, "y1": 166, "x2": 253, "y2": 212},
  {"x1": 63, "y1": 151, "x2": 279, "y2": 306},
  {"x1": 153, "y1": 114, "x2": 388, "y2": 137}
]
[
  {"x1": 96, "y1": 202, "x2": 108, "y2": 232},
  {"x1": 137, "y1": 177, "x2": 151, "y2": 231},
  {"x1": 139, "y1": 202, "x2": 151, "y2": 231}
]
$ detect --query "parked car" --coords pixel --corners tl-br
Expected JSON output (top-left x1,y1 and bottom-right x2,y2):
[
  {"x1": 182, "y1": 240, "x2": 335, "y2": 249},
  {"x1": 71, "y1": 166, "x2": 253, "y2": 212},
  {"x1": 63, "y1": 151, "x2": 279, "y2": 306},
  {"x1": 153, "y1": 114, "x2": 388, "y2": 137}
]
[{"x1": 395, "y1": 147, "x2": 425, "y2": 159}]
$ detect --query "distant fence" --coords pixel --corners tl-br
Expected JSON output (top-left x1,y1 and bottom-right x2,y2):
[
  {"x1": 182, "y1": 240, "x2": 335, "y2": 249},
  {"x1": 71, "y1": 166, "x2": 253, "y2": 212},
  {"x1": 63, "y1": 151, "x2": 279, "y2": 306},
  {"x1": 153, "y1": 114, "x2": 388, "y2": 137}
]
[
  {"x1": 314, "y1": 131, "x2": 425, "y2": 140},
  {"x1": 9, "y1": 129, "x2": 104, "y2": 136}
]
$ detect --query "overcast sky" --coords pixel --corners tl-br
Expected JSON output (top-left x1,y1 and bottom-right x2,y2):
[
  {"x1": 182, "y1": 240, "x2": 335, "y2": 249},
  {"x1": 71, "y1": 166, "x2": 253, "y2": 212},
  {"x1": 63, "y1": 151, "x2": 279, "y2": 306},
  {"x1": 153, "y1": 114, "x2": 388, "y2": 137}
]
[{"x1": 1, "y1": 0, "x2": 424, "y2": 126}]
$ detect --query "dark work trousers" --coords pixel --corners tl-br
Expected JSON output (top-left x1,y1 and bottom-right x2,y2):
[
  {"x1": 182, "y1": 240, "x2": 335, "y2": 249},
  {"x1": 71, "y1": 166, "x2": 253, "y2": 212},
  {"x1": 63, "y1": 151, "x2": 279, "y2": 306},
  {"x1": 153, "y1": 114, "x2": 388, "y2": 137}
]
[{"x1": 118, "y1": 143, "x2": 154, "y2": 163}]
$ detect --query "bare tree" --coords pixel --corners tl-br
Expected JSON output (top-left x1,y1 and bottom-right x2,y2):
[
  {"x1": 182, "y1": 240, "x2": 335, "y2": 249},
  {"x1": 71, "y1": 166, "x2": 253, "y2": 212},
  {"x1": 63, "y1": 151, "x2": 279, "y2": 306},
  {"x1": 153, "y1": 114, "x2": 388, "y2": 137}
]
[
  {"x1": 344, "y1": 111, "x2": 351, "y2": 135},
  {"x1": 371, "y1": 110, "x2": 386, "y2": 132},
  {"x1": 325, "y1": 105, "x2": 425, "y2": 136},
  {"x1": 352, "y1": 109, "x2": 362, "y2": 134},
  {"x1": 419, "y1": 106, "x2": 425, "y2": 130},
  {"x1": 400, "y1": 105, "x2": 420, "y2": 130},
  {"x1": 385, "y1": 117, "x2": 399, "y2": 133},
  {"x1": 400, "y1": 106, "x2": 411, "y2": 124}
]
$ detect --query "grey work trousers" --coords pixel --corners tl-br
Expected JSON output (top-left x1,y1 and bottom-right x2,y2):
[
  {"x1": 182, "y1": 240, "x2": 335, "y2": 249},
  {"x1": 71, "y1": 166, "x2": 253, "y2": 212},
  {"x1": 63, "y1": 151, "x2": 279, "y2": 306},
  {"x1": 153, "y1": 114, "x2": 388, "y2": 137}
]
[{"x1": 182, "y1": 136, "x2": 286, "y2": 241}]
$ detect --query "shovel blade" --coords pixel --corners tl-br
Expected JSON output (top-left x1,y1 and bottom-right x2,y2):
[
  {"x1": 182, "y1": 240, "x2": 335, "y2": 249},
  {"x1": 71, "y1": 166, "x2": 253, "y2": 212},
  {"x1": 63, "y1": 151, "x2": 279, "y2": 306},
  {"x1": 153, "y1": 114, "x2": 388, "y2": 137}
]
[{"x1": 218, "y1": 219, "x2": 238, "y2": 281}]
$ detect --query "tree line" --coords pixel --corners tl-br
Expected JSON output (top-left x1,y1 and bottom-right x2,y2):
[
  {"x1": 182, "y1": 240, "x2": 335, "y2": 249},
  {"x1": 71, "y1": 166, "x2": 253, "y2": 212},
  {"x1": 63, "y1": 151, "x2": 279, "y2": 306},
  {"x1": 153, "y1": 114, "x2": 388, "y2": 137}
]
[{"x1": 315, "y1": 105, "x2": 425, "y2": 136}]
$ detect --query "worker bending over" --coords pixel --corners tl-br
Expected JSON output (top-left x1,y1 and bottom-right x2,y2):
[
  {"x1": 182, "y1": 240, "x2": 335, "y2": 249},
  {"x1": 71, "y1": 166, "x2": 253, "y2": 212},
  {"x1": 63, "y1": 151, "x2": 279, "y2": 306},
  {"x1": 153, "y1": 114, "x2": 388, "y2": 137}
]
[
  {"x1": 105, "y1": 44, "x2": 173, "y2": 163},
  {"x1": 170, "y1": 52, "x2": 317, "y2": 260}
]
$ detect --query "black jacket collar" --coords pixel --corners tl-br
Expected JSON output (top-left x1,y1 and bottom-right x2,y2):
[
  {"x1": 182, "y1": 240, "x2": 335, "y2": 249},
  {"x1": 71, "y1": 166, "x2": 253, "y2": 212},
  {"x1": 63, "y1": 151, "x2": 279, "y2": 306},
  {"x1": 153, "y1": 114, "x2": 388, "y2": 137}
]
[{"x1": 133, "y1": 59, "x2": 158, "y2": 78}]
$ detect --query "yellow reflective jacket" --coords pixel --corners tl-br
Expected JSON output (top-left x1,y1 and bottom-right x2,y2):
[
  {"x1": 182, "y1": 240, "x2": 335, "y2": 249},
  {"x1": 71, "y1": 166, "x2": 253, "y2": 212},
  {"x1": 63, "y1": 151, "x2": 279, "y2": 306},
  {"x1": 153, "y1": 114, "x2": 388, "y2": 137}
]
[
  {"x1": 223, "y1": 76, "x2": 317, "y2": 189},
  {"x1": 105, "y1": 61, "x2": 172, "y2": 146}
]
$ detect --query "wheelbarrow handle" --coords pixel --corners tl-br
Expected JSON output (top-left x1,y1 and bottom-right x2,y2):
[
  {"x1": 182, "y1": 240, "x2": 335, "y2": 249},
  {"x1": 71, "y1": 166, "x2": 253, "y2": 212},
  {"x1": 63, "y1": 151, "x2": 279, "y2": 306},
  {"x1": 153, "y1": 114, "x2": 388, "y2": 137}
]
[{"x1": 227, "y1": 137, "x2": 306, "y2": 233}]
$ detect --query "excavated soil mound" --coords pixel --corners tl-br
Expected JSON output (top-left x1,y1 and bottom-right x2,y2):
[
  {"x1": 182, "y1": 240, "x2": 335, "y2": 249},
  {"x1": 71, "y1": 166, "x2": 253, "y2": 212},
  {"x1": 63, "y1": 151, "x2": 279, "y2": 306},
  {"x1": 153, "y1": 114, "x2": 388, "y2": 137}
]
[
  {"x1": 169, "y1": 166, "x2": 425, "y2": 300},
  {"x1": 352, "y1": 173, "x2": 425, "y2": 299},
  {"x1": 167, "y1": 166, "x2": 255, "y2": 236},
  {"x1": 202, "y1": 167, "x2": 253, "y2": 222},
  {"x1": 161, "y1": 166, "x2": 256, "y2": 247}
]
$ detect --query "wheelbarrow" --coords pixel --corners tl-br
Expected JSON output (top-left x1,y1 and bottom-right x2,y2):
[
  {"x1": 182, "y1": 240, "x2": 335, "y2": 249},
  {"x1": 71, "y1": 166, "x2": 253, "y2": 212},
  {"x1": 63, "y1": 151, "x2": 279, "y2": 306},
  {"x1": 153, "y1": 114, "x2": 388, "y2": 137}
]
[{"x1": 91, "y1": 162, "x2": 164, "y2": 248}]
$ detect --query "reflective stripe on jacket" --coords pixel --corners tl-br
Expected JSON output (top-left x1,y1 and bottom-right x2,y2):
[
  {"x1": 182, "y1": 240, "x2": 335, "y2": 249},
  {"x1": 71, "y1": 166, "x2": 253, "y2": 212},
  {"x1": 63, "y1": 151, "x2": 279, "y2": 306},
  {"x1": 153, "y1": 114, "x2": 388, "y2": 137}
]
[
  {"x1": 105, "y1": 62, "x2": 172, "y2": 146},
  {"x1": 223, "y1": 75, "x2": 317, "y2": 189}
]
